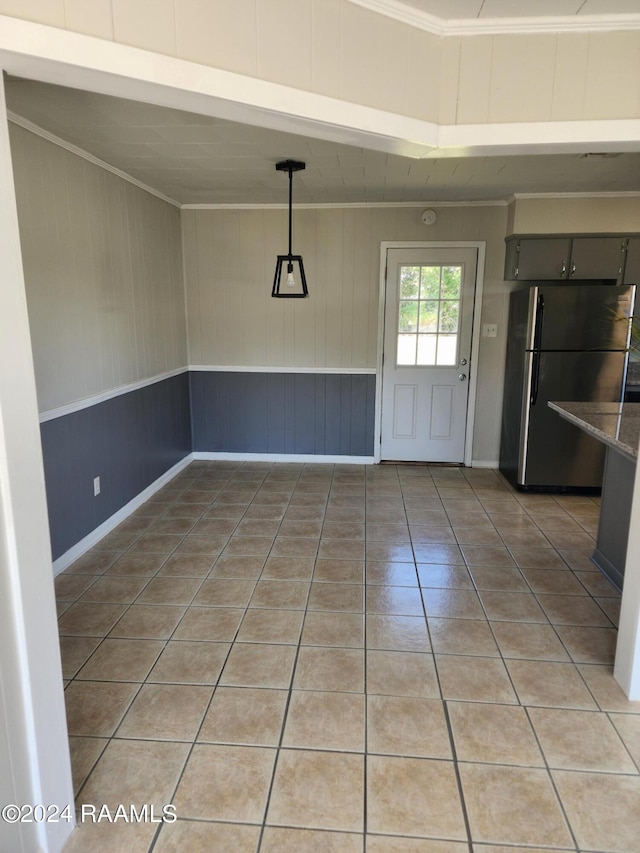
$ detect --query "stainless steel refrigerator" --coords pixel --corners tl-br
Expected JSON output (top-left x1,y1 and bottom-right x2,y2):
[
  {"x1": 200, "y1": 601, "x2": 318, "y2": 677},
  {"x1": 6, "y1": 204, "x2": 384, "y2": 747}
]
[{"x1": 499, "y1": 282, "x2": 635, "y2": 490}]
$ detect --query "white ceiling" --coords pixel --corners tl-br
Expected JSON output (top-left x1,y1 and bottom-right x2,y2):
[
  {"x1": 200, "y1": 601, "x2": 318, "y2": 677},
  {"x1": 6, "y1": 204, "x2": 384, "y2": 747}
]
[
  {"x1": 5, "y1": 77, "x2": 640, "y2": 206},
  {"x1": 386, "y1": 0, "x2": 640, "y2": 19}
]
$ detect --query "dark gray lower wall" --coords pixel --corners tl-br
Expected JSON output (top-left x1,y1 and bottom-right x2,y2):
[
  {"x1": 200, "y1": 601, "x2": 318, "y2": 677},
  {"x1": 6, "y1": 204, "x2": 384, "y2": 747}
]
[
  {"x1": 189, "y1": 371, "x2": 376, "y2": 456},
  {"x1": 41, "y1": 373, "x2": 191, "y2": 560}
]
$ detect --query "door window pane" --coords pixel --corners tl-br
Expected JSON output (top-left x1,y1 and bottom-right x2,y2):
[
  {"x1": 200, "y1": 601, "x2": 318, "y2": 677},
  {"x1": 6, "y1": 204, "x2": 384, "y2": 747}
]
[{"x1": 397, "y1": 263, "x2": 462, "y2": 366}]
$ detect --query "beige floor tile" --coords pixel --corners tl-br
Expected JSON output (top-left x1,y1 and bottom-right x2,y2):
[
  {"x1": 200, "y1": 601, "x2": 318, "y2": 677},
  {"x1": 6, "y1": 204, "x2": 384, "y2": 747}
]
[
  {"x1": 192, "y1": 578, "x2": 255, "y2": 607},
  {"x1": 318, "y1": 539, "x2": 365, "y2": 561},
  {"x1": 249, "y1": 580, "x2": 310, "y2": 609},
  {"x1": 366, "y1": 585, "x2": 424, "y2": 616},
  {"x1": 578, "y1": 665, "x2": 640, "y2": 713},
  {"x1": 176, "y1": 534, "x2": 232, "y2": 556},
  {"x1": 597, "y1": 595, "x2": 621, "y2": 626},
  {"x1": 536, "y1": 593, "x2": 613, "y2": 626},
  {"x1": 366, "y1": 650, "x2": 439, "y2": 699},
  {"x1": 367, "y1": 755, "x2": 466, "y2": 839},
  {"x1": 208, "y1": 554, "x2": 266, "y2": 579},
  {"x1": 520, "y1": 568, "x2": 588, "y2": 596},
  {"x1": 314, "y1": 558, "x2": 364, "y2": 583},
  {"x1": 116, "y1": 683, "x2": 211, "y2": 741},
  {"x1": 575, "y1": 569, "x2": 621, "y2": 596},
  {"x1": 436, "y1": 655, "x2": 518, "y2": 704},
  {"x1": 409, "y1": 526, "x2": 457, "y2": 545},
  {"x1": 452, "y1": 526, "x2": 503, "y2": 546},
  {"x1": 78, "y1": 739, "x2": 189, "y2": 810},
  {"x1": 460, "y1": 545, "x2": 516, "y2": 567},
  {"x1": 555, "y1": 625, "x2": 618, "y2": 664},
  {"x1": 413, "y1": 543, "x2": 464, "y2": 564},
  {"x1": 59, "y1": 636, "x2": 102, "y2": 679},
  {"x1": 367, "y1": 522, "x2": 411, "y2": 543},
  {"x1": 173, "y1": 743, "x2": 275, "y2": 821},
  {"x1": 171, "y1": 606, "x2": 243, "y2": 641},
  {"x1": 198, "y1": 686, "x2": 288, "y2": 745},
  {"x1": 479, "y1": 590, "x2": 547, "y2": 623},
  {"x1": 148, "y1": 640, "x2": 230, "y2": 684},
  {"x1": 236, "y1": 608, "x2": 304, "y2": 644},
  {"x1": 366, "y1": 561, "x2": 418, "y2": 586},
  {"x1": 268, "y1": 749, "x2": 364, "y2": 832},
  {"x1": 422, "y1": 588, "x2": 485, "y2": 620},
  {"x1": 508, "y1": 548, "x2": 569, "y2": 570},
  {"x1": 154, "y1": 819, "x2": 261, "y2": 853},
  {"x1": 301, "y1": 612, "x2": 365, "y2": 648},
  {"x1": 61, "y1": 819, "x2": 157, "y2": 853},
  {"x1": 76, "y1": 638, "x2": 164, "y2": 681},
  {"x1": 610, "y1": 713, "x2": 640, "y2": 765},
  {"x1": 270, "y1": 537, "x2": 320, "y2": 558},
  {"x1": 428, "y1": 617, "x2": 499, "y2": 656},
  {"x1": 58, "y1": 602, "x2": 128, "y2": 637},
  {"x1": 528, "y1": 706, "x2": 636, "y2": 772},
  {"x1": 367, "y1": 695, "x2": 451, "y2": 759},
  {"x1": 460, "y1": 763, "x2": 572, "y2": 847},
  {"x1": 190, "y1": 516, "x2": 239, "y2": 536},
  {"x1": 262, "y1": 826, "x2": 362, "y2": 852},
  {"x1": 491, "y1": 621, "x2": 569, "y2": 661},
  {"x1": 366, "y1": 835, "x2": 468, "y2": 852},
  {"x1": 104, "y1": 553, "x2": 166, "y2": 576},
  {"x1": 64, "y1": 681, "x2": 139, "y2": 737},
  {"x1": 261, "y1": 555, "x2": 315, "y2": 580},
  {"x1": 156, "y1": 553, "x2": 214, "y2": 577},
  {"x1": 282, "y1": 690, "x2": 365, "y2": 751},
  {"x1": 278, "y1": 519, "x2": 322, "y2": 538},
  {"x1": 147, "y1": 517, "x2": 197, "y2": 536},
  {"x1": 552, "y1": 769, "x2": 640, "y2": 853},
  {"x1": 65, "y1": 550, "x2": 120, "y2": 574},
  {"x1": 132, "y1": 576, "x2": 202, "y2": 605},
  {"x1": 307, "y1": 582, "x2": 364, "y2": 612},
  {"x1": 366, "y1": 614, "x2": 430, "y2": 652},
  {"x1": 68, "y1": 735, "x2": 108, "y2": 794},
  {"x1": 108, "y1": 605, "x2": 186, "y2": 639},
  {"x1": 447, "y1": 702, "x2": 543, "y2": 766},
  {"x1": 128, "y1": 533, "x2": 184, "y2": 554},
  {"x1": 68, "y1": 576, "x2": 141, "y2": 603},
  {"x1": 220, "y1": 643, "x2": 297, "y2": 688},
  {"x1": 469, "y1": 566, "x2": 528, "y2": 592},
  {"x1": 294, "y1": 646, "x2": 364, "y2": 692},
  {"x1": 506, "y1": 660, "x2": 598, "y2": 709}
]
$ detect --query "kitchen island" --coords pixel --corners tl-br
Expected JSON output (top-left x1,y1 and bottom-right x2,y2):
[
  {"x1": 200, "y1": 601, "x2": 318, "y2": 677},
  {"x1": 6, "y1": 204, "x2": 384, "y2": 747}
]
[
  {"x1": 549, "y1": 401, "x2": 640, "y2": 699},
  {"x1": 548, "y1": 401, "x2": 640, "y2": 589}
]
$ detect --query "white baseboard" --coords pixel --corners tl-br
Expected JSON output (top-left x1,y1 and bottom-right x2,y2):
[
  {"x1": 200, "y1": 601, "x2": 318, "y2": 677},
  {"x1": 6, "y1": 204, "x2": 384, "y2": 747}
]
[
  {"x1": 192, "y1": 452, "x2": 376, "y2": 465},
  {"x1": 52, "y1": 454, "x2": 194, "y2": 576},
  {"x1": 471, "y1": 460, "x2": 500, "y2": 468}
]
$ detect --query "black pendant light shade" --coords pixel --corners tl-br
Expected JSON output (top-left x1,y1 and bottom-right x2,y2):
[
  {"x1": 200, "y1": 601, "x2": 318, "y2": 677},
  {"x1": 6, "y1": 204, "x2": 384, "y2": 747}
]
[{"x1": 272, "y1": 160, "x2": 308, "y2": 298}]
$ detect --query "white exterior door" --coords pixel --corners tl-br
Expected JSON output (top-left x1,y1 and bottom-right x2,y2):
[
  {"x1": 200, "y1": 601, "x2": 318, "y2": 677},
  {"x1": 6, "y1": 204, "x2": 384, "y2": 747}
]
[{"x1": 380, "y1": 247, "x2": 478, "y2": 462}]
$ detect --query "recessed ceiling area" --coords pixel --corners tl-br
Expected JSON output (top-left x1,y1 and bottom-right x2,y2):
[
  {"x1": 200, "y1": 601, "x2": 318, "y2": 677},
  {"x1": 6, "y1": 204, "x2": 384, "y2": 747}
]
[
  {"x1": 5, "y1": 77, "x2": 640, "y2": 206},
  {"x1": 378, "y1": 0, "x2": 640, "y2": 20}
]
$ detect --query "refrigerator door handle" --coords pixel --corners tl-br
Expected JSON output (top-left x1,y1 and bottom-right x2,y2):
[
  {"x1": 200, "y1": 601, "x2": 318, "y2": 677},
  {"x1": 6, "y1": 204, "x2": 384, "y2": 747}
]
[{"x1": 530, "y1": 294, "x2": 544, "y2": 405}]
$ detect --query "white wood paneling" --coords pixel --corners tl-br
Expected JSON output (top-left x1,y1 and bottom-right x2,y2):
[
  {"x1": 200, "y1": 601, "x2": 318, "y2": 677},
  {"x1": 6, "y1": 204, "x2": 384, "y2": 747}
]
[{"x1": 10, "y1": 124, "x2": 187, "y2": 412}]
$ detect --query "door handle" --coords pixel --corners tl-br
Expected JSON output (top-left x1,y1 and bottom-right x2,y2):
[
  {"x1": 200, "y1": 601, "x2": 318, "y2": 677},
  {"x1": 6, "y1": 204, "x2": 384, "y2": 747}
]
[
  {"x1": 459, "y1": 358, "x2": 468, "y2": 366},
  {"x1": 458, "y1": 373, "x2": 467, "y2": 381}
]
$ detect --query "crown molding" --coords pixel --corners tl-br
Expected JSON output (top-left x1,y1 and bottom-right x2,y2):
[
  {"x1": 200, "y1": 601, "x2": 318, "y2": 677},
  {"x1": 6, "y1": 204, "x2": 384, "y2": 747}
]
[
  {"x1": 348, "y1": 0, "x2": 640, "y2": 35},
  {"x1": 511, "y1": 191, "x2": 640, "y2": 200},
  {"x1": 7, "y1": 111, "x2": 181, "y2": 208},
  {"x1": 180, "y1": 200, "x2": 509, "y2": 210}
]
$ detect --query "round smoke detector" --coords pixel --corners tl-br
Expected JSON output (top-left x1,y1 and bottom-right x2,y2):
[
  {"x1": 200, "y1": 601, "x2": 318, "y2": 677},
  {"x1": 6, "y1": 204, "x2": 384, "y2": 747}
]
[{"x1": 421, "y1": 209, "x2": 437, "y2": 226}]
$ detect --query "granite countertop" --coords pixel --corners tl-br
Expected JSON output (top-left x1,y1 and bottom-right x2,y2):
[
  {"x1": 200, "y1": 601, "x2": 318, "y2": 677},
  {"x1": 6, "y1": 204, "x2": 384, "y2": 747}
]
[{"x1": 548, "y1": 402, "x2": 640, "y2": 462}]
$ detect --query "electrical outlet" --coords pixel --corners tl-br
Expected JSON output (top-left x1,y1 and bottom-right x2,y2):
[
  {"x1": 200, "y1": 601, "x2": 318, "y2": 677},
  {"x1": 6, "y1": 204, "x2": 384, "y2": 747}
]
[
  {"x1": 482, "y1": 323, "x2": 498, "y2": 338},
  {"x1": 93, "y1": 476, "x2": 101, "y2": 497}
]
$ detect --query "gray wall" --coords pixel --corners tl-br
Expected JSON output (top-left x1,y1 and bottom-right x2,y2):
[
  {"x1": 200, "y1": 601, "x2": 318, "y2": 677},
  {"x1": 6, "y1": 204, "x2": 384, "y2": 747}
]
[{"x1": 190, "y1": 371, "x2": 376, "y2": 456}]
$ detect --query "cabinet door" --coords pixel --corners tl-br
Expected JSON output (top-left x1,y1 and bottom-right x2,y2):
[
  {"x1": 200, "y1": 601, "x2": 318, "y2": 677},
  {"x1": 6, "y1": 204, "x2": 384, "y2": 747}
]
[
  {"x1": 512, "y1": 238, "x2": 571, "y2": 280},
  {"x1": 570, "y1": 237, "x2": 626, "y2": 282},
  {"x1": 624, "y1": 237, "x2": 640, "y2": 286}
]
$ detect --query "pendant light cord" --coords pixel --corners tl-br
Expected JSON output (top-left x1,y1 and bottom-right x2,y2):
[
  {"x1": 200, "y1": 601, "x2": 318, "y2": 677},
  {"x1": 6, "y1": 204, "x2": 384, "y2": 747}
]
[{"x1": 288, "y1": 165, "x2": 293, "y2": 258}]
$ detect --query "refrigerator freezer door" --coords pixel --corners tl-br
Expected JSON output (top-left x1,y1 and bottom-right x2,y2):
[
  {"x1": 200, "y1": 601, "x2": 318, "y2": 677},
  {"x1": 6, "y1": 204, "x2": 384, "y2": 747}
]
[
  {"x1": 521, "y1": 350, "x2": 627, "y2": 488},
  {"x1": 537, "y1": 284, "x2": 634, "y2": 351}
]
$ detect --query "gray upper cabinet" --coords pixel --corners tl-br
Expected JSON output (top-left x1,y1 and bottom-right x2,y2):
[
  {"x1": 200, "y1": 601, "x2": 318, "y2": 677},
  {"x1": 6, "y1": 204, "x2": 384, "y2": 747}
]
[
  {"x1": 570, "y1": 237, "x2": 627, "y2": 282},
  {"x1": 624, "y1": 237, "x2": 640, "y2": 286},
  {"x1": 505, "y1": 237, "x2": 571, "y2": 280},
  {"x1": 505, "y1": 235, "x2": 630, "y2": 282}
]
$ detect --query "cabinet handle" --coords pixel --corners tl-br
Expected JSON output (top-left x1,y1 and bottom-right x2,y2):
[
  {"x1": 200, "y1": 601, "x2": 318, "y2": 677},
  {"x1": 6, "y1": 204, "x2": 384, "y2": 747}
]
[
  {"x1": 561, "y1": 262, "x2": 567, "y2": 277},
  {"x1": 570, "y1": 262, "x2": 576, "y2": 277}
]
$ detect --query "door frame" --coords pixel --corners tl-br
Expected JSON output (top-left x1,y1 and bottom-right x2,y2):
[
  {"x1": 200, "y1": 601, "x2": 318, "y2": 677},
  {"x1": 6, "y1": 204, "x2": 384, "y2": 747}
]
[{"x1": 374, "y1": 241, "x2": 486, "y2": 465}]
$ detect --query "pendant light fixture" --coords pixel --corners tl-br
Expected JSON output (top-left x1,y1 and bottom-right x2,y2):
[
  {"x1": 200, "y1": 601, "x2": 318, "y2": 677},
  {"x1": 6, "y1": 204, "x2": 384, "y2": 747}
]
[{"x1": 272, "y1": 159, "x2": 308, "y2": 298}]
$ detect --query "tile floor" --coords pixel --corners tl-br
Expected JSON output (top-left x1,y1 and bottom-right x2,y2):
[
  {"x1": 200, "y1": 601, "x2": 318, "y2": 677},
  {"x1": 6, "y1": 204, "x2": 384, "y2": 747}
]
[{"x1": 55, "y1": 461, "x2": 640, "y2": 852}]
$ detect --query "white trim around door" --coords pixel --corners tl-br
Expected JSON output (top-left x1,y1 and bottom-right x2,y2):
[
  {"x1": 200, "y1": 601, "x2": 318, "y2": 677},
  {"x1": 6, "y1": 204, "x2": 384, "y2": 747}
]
[{"x1": 374, "y1": 241, "x2": 486, "y2": 466}]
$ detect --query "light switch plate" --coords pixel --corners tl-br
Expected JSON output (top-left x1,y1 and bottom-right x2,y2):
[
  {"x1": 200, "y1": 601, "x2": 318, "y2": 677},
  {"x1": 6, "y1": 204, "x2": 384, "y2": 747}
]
[{"x1": 482, "y1": 323, "x2": 498, "y2": 338}]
